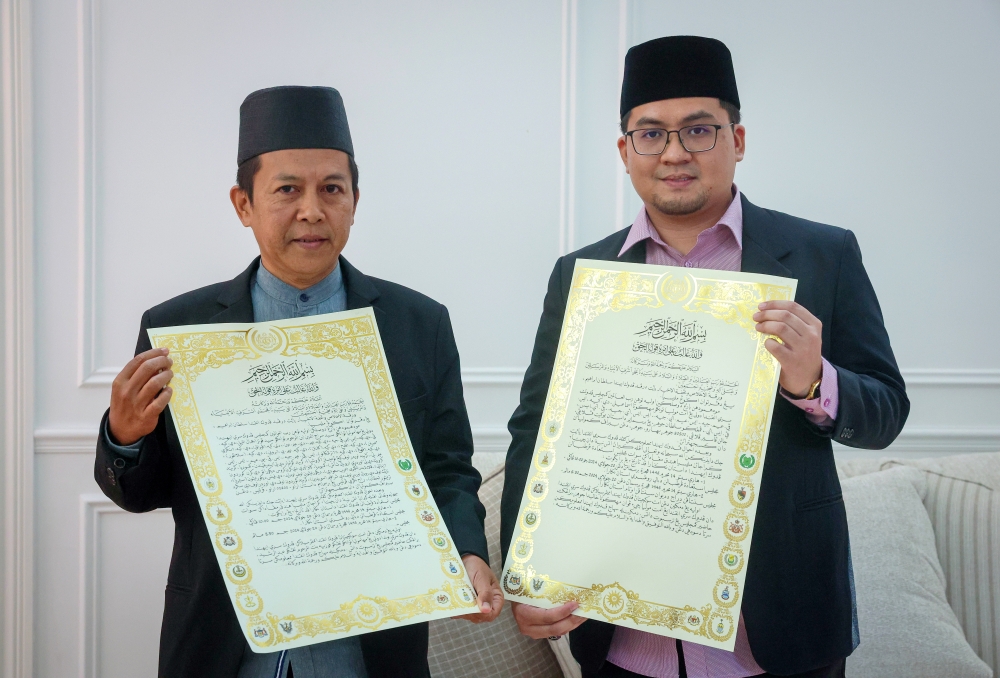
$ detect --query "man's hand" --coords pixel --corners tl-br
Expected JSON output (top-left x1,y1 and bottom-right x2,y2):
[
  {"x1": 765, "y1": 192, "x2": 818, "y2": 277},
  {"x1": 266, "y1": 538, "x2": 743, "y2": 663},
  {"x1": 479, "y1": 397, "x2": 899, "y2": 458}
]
[
  {"x1": 511, "y1": 601, "x2": 586, "y2": 639},
  {"x1": 108, "y1": 348, "x2": 174, "y2": 445},
  {"x1": 753, "y1": 300, "x2": 823, "y2": 397},
  {"x1": 456, "y1": 555, "x2": 504, "y2": 623}
]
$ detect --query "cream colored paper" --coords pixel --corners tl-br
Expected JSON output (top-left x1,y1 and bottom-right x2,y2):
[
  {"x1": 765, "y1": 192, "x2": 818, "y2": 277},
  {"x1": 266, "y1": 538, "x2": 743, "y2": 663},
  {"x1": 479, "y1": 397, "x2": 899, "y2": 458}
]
[
  {"x1": 147, "y1": 308, "x2": 477, "y2": 652},
  {"x1": 501, "y1": 260, "x2": 797, "y2": 651}
]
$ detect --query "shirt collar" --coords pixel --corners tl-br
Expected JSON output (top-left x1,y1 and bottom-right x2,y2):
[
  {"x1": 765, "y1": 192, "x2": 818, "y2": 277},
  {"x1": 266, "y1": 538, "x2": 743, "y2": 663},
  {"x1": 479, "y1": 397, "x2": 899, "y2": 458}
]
[
  {"x1": 619, "y1": 185, "x2": 744, "y2": 256},
  {"x1": 254, "y1": 261, "x2": 344, "y2": 307}
]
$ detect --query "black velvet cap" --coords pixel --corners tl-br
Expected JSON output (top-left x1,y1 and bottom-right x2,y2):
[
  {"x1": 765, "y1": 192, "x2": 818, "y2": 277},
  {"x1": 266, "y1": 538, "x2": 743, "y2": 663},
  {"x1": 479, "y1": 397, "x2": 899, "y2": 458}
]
[
  {"x1": 620, "y1": 36, "x2": 740, "y2": 117},
  {"x1": 237, "y1": 86, "x2": 354, "y2": 165}
]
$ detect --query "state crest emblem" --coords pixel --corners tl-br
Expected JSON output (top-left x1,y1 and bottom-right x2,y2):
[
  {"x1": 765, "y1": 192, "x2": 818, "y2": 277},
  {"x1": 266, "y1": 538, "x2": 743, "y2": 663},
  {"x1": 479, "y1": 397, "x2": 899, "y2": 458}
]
[{"x1": 280, "y1": 621, "x2": 293, "y2": 635}]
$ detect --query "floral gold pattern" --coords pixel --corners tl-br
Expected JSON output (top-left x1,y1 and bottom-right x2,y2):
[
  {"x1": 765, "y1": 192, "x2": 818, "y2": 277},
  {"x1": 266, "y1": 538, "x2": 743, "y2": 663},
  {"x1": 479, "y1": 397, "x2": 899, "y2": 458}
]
[
  {"x1": 502, "y1": 262, "x2": 793, "y2": 645},
  {"x1": 149, "y1": 311, "x2": 474, "y2": 649}
]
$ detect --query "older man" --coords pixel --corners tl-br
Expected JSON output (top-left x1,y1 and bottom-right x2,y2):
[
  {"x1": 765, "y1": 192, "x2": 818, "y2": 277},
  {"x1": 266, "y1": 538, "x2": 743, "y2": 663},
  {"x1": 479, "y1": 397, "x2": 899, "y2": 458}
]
[
  {"x1": 95, "y1": 86, "x2": 502, "y2": 678},
  {"x1": 502, "y1": 37, "x2": 908, "y2": 678}
]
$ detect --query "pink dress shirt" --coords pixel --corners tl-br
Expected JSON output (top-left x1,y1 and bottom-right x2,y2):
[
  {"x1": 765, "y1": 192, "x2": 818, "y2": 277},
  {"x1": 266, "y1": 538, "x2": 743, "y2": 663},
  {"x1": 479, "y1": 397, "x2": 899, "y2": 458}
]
[{"x1": 605, "y1": 188, "x2": 839, "y2": 678}]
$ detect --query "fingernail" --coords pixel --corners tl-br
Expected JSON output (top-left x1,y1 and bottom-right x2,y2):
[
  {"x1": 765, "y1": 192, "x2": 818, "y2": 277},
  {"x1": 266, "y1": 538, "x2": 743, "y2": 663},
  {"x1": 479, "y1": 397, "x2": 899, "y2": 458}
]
[{"x1": 758, "y1": 302, "x2": 766, "y2": 309}]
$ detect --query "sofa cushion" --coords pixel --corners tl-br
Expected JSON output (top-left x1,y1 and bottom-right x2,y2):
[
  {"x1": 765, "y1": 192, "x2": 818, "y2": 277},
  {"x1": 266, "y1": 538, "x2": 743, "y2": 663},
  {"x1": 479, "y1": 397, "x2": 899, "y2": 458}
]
[
  {"x1": 842, "y1": 465, "x2": 992, "y2": 677},
  {"x1": 839, "y1": 452, "x2": 1000, "y2": 675},
  {"x1": 428, "y1": 463, "x2": 564, "y2": 678}
]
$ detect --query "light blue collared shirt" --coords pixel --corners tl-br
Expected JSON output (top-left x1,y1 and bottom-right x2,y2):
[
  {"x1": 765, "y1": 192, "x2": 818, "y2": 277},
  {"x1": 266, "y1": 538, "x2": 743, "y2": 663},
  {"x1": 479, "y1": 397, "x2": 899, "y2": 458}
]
[{"x1": 250, "y1": 261, "x2": 347, "y2": 323}]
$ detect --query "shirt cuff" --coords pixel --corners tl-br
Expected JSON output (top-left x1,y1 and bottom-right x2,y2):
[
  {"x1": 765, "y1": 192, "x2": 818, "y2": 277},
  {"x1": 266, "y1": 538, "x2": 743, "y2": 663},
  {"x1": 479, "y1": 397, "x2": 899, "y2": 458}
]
[
  {"x1": 780, "y1": 358, "x2": 839, "y2": 426},
  {"x1": 102, "y1": 419, "x2": 143, "y2": 460}
]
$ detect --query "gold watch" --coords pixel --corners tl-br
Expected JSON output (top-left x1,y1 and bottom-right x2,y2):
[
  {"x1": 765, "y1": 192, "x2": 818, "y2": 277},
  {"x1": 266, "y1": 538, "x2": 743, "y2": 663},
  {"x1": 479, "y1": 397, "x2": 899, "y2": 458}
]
[{"x1": 803, "y1": 378, "x2": 822, "y2": 400}]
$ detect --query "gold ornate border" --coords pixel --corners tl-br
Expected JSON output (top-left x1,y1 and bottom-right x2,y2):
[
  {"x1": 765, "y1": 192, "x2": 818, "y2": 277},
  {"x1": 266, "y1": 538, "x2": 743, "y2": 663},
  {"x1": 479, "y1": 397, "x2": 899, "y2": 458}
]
[
  {"x1": 502, "y1": 266, "x2": 792, "y2": 644},
  {"x1": 151, "y1": 312, "x2": 476, "y2": 648}
]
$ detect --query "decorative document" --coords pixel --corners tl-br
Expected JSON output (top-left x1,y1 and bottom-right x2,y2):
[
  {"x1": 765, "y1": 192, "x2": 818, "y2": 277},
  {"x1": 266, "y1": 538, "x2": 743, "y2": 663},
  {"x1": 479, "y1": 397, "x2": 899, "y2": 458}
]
[
  {"x1": 147, "y1": 309, "x2": 478, "y2": 652},
  {"x1": 501, "y1": 260, "x2": 797, "y2": 651}
]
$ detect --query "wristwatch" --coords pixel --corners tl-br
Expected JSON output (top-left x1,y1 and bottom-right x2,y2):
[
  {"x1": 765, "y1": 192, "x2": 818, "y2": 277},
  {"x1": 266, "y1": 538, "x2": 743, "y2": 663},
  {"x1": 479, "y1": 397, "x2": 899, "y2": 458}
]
[{"x1": 783, "y1": 378, "x2": 821, "y2": 400}]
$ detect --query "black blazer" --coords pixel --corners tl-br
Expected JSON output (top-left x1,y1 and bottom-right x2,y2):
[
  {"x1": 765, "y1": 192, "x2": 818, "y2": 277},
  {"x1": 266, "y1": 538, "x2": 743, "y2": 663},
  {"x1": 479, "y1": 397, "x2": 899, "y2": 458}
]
[
  {"x1": 500, "y1": 194, "x2": 909, "y2": 676},
  {"x1": 95, "y1": 256, "x2": 488, "y2": 678}
]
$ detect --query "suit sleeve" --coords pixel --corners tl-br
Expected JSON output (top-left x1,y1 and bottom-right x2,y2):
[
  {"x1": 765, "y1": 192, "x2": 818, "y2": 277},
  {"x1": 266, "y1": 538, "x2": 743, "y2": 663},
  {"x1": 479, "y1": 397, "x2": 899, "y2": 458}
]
[
  {"x1": 421, "y1": 305, "x2": 489, "y2": 563},
  {"x1": 500, "y1": 258, "x2": 568, "y2": 558},
  {"x1": 93, "y1": 310, "x2": 176, "y2": 512},
  {"x1": 825, "y1": 231, "x2": 910, "y2": 448}
]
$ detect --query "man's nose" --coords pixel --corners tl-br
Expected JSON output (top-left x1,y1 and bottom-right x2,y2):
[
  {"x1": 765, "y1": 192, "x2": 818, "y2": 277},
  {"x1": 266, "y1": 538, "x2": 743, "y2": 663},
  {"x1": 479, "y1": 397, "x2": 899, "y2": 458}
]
[
  {"x1": 298, "y1": 189, "x2": 325, "y2": 223},
  {"x1": 660, "y1": 132, "x2": 692, "y2": 164}
]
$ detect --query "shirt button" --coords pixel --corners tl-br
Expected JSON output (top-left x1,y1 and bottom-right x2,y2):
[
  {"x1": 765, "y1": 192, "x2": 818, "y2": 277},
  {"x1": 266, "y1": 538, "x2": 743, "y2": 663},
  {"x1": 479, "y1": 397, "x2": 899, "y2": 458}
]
[
  {"x1": 113, "y1": 457, "x2": 126, "y2": 468},
  {"x1": 299, "y1": 293, "x2": 309, "y2": 302},
  {"x1": 684, "y1": 261, "x2": 693, "y2": 268},
  {"x1": 824, "y1": 398, "x2": 831, "y2": 407},
  {"x1": 806, "y1": 408, "x2": 814, "y2": 413}
]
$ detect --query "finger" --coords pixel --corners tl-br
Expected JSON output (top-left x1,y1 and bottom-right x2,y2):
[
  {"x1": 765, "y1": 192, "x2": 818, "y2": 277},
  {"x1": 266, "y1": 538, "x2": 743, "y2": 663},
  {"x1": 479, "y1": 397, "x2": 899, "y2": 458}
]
[
  {"x1": 755, "y1": 321, "x2": 801, "y2": 346},
  {"x1": 763, "y1": 337, "x2": 793, "y2": 362},
  {"x1": 489, "y1": 588, "x2": 505, "y2": 619},
  {"x1": 753, "y1": 309, "x2": 809, "y2": 337},
  {"x1": 143, "y1": 386, "x2": 172, "y2": 418},
  {"x1": 759, "y1": 300, "x2": 819, "y2": 326},
  {"x1": 129, "y1": 355, "x2": 174, "y2": 394},
  {"x1": 136, "y1": 369, "x2": 174, "y2": 408},
  {"x1": 118, "y1": 348, "x2": 169, "y2": 383},
  {"x1": 531, "y1": 613, "x2": 588, "y2": 639},
  {"x1": 516, "y1": 601, "x2": 579, "y2": 625}
]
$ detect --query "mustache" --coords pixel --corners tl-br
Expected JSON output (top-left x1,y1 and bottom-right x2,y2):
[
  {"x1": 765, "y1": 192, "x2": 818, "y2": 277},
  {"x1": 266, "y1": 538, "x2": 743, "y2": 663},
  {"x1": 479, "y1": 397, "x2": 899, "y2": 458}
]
[{"x1": 653, "y1": 168, "x2": 700, "y2": 180}]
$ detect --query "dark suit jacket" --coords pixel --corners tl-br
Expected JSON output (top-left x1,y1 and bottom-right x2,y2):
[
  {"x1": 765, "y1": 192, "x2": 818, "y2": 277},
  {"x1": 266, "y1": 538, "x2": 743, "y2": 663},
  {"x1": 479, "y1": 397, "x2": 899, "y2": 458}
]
[
  {"x1": 95, "y1": 256, "x2": 488, "y2": 678},
  {"x1": 500, "y1": 194, "x2": 909, "y2": 676}
]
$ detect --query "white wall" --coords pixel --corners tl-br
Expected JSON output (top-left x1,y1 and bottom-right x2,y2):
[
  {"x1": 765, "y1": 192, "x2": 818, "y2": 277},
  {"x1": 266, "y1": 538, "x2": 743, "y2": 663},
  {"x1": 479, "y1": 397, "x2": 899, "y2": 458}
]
[{"x1": 10, "y1": 0, "x2": 999, "y2": 676}]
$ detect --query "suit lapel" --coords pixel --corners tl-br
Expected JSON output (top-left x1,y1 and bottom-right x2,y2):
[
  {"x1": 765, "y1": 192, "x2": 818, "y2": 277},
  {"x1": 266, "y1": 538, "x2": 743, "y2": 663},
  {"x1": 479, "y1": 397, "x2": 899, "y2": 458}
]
[
  {"x1": 209, "y1": 258, "x2": 258, "y2": 323},
  {"x1": 340, "y1": 256, "x2": 380, "y2": 310},
  {"x1": 740, "y1": 195, "x2": 794, "y2": 278},
  {"x1": 617, "y1": 237, "x2": 647, "y2": 264}
]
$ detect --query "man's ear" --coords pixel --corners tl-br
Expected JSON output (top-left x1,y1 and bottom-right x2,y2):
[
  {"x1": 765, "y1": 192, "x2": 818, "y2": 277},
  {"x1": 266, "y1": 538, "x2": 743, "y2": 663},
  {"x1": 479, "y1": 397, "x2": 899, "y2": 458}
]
[
  {"x1": 230, "y1": 185, "x2": 253, "y2": 227},
  {"x1": 352, "y1": 187, "x2": 360, "y2": 216},
  {"x1": 617, "y1": 136, "x2": 630, "y2": 174},
  {"x1": 733, "y1": 125, "x2": 746, "y2": 163}
]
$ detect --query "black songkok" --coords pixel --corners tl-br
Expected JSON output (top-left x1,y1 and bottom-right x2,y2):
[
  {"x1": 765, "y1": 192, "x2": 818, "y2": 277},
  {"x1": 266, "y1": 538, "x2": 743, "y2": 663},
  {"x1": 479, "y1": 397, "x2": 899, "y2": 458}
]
[
  {"x1": 237, "y1": 86, "x2": 354, "y2": 165},
  {"x1": 620, "y1": 36, "x2": 740, "y2": 117}
]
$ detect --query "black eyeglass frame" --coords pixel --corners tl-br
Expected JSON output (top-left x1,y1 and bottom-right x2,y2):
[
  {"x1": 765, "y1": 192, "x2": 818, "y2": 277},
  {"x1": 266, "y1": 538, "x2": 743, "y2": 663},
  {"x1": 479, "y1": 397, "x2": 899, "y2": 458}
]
[{"x1": 625, "y1": 122, "x2": 735, "y2": 155}]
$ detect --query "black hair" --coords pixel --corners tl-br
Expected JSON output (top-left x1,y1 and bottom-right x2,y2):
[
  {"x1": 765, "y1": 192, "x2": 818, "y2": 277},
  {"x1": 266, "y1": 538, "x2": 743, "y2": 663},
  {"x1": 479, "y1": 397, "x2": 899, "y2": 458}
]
[{"x1": 619, "y1": 99, "x2": 741, "y2": 135}]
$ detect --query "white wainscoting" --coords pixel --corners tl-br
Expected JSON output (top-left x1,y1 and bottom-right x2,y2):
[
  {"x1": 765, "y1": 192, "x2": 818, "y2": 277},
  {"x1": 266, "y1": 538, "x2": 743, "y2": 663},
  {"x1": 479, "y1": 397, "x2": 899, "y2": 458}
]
[
  {"x1": 12, "y1": 1, "x2": 1000, "y2": 677},
  {"x1": 79, "y1": 496, "x2": 171, "y2": 678}
]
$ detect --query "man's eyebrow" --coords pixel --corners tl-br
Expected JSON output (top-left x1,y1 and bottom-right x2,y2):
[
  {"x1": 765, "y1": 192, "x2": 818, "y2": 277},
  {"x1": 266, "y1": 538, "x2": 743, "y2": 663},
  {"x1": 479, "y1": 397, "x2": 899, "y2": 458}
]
[
  {"x1": 632, "y1": 116, "x2": 665, "y2": 128},
  {"x1": 679, "y1": 110, "x2": 718, "y2": 124},
  {"x1": 632, "y1": 111, "x2": 718, "y2": 129},
  {"x1": 321, "y1": 173, "x2": 348, "y2": 182},
  {"x1": 273, "y1": 173, "x2": 301, "y2": 182}
]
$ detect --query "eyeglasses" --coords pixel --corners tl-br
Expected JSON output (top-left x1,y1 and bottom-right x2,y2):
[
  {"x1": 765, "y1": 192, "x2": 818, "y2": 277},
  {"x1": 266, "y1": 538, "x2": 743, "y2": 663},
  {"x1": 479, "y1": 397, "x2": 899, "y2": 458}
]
[{"x1": 625, "y1": 123, "x2": 734, "y2": 155}]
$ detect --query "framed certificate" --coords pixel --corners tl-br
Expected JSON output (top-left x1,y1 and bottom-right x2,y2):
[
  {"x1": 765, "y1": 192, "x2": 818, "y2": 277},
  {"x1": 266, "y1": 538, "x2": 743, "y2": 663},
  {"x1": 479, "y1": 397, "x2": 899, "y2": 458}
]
[
  {"x1": 501, "y1": 260, "x2": 797, "y2": 651},
  {"x1": 147, "y1": 308, "x2": 478, "y2": 652}
]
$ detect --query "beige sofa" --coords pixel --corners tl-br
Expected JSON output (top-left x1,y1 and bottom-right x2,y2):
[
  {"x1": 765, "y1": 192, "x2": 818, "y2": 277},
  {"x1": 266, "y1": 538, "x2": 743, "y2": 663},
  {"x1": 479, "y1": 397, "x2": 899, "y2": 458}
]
[{"x1": 428, "y1": 453, "x2": 1000, "y2": 678}]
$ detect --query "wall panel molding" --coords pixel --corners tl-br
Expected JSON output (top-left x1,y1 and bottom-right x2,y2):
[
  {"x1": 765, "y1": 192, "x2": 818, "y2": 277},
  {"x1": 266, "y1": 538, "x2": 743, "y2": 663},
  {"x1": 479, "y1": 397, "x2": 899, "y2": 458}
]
[
  {"x1": 78, "y1": 495, "x2": 168, "y2": 678},
  {"x1": 902, "y1": 368, "x2": 1000, "y2": 386},
  {"x1": 557, "y1": 0, "x2": 579, "y2": 255},
  {"x1": 0, "y1": 0, "x2": 34, "y2": 674},
  {"x1": 76, "y1": 0, "x2": 104, "y2": 387}
]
